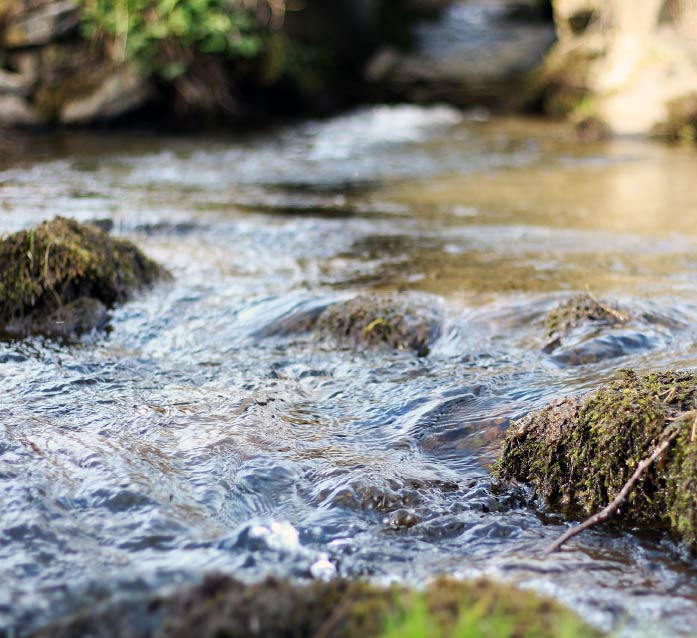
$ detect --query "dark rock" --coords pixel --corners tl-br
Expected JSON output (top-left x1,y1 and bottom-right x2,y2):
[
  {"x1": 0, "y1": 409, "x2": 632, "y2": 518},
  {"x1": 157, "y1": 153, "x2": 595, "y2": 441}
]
[
  {"x1": 0, "y1": 217, "x2": 169, "y2": 337},
  {"x1": 541, "y1": 293, "x2": 681, "y2": 366},
  {"x1": 543, "y1": 293, "x2": 627, "y2": 351},
  {"x1": 59, "y1": 64, "x2": 152, "y2": 124},
  {"x1": 16, "y1": 296, "x2": 110, "y2": 337},
  {"x1": 315, "y1": 292, "x2": 442, "y2": 356},
  {"x1": 366, "y1": 1, "x2": 555, "y2": 108},
  {"x1": 494, "y1": 369, "x2": 697, "y2": 548}
]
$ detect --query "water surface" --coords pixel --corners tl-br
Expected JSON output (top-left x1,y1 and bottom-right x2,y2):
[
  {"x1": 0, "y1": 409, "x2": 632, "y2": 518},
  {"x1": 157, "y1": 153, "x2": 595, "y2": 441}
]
[{"x1": 2, "y1": 106, "x2": 697, "y2": 636}]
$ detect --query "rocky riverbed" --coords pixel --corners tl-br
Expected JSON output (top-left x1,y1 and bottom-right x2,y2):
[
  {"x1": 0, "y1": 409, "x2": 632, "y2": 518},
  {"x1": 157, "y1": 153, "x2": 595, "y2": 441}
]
[{"x1": 2, "y1": 107, "x2": 697, "y2": 636}]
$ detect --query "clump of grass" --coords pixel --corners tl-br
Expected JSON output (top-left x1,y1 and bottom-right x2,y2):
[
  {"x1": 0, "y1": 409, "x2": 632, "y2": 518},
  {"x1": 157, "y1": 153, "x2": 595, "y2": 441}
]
[{"x1": 380, "y1": 578, "x2": 597, "y2": 638}]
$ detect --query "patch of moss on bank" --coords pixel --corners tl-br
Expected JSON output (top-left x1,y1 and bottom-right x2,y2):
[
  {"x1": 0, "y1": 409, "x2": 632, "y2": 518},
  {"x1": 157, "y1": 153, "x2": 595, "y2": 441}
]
[
  {"x1": 315, "y1": 293, "x2": 442, "y2": 356},
  {"x1": 0, "y1": 217, "x2": 168, "y2": 335},
  {"x1": 31, "y1": 574, "x2": 598, "y2": 638},
  {"x1": 494, "y1": 370, "x2": 697, "y2": 547}
]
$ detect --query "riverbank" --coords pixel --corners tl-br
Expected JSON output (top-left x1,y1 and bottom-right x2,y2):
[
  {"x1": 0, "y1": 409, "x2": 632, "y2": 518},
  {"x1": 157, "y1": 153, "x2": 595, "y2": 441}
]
[
  {"x1": 0, "y1": 0, "x2": 555, "y2": 130},
  {"x1": 29, "y1": 574, "x2": 598, "y2": 638},
  {"x1": 4, "y1": 1, "x2": 697, "y2": 140}
]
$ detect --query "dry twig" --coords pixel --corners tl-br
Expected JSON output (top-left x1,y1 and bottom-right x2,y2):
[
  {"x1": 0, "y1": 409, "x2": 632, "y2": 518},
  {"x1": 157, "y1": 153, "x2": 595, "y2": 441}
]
[{"x1": 584, "y1": 284, "x2": 629, "y2": 323}]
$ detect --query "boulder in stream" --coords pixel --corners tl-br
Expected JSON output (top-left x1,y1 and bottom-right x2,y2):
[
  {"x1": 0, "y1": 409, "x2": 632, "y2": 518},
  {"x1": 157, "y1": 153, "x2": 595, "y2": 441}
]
[
  {"x1": 541, "y1": 293, "x2": 682, "y2": 365},
  {"x1": 543, "y1": 293, "x2": 628, "y2": 350},
  {"x1": 495, "y1": 369, "x2": 697, "y2": 548},
  {"x1": 315, "y1": 292, "x2": 442, "y2": 356},
  {"x1": 0, "y1": 216, "x2": 169, "y2": 337}
]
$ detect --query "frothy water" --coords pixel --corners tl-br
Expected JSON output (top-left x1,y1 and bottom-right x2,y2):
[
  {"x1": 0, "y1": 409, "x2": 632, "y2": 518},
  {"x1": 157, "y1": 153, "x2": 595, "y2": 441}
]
[{"x1": 2, "y1": 106, "x2": 697, "y2": 636}]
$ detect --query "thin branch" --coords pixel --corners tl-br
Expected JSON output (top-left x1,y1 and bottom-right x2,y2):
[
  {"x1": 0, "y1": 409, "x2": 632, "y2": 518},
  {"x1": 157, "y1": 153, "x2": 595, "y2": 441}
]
[
  {"x1": 584, "y1": 283, "x2": 629, "y2": 323},
  {"x1": 546, "y1": 428, "x2": 679, "y2": 553}
]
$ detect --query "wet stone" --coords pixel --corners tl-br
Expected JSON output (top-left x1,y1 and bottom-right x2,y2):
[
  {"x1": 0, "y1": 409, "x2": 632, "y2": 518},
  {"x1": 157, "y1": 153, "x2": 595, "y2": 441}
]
[
  {"x1": 321, "y1": 480, "x2": 423, "y2": 513},
  {"x1": 494, "y1": 369, "x2": 697, "y2": 549},
  {"x1": 21, "y1": 296, "x2": 109, "y2": 337},
  {"x1": 543, "y1": 293, "x2": 628, "y2": 350},
  {"x1": 0, "y1": 216, "x2": 169, "y2": 338},
  {"x1": 315, "y1": 292, "x2": 443, "y2": 356},
  {"x1": 542, "y1": 293, "x2": 680, "y2": 365},
  {"x1": 387, "y1": 508, "x2": 420, "y2": 529}
]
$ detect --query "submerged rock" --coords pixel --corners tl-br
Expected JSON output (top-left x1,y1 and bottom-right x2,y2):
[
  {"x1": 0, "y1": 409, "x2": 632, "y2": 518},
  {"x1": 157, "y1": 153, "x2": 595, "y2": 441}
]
[
  {"x1": 495, "y1": 370, "x2": 697, "y2": 548},
  {"x1": 541, "y1": 293, "x2": 682, "y2": 365},
  {"x1": 30, "y1": 573, "x2": 597, "y2": 638},
  {"x1": 544, "y1": 293, "x2": 627, "y2": 339},
  {"x1": 315, "y1": 292, "x2": 442, "y2": 356},
  {"x1": 0, "y1": 217, "x2": 168, "y2": 337},
  {"x1": 543, "y1": 293, "x2": 628, "y2": 350}
]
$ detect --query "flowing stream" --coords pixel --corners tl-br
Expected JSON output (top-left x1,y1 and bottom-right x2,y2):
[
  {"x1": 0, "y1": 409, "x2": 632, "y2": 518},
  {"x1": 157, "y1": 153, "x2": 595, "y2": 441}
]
[{"x1": 2, "y1": 107, "x2": 697, "y2": 636}]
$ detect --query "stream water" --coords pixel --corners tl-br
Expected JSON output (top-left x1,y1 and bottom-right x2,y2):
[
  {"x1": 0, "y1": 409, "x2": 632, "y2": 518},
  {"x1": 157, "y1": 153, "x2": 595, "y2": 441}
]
[{"x1": 2, "y1": 107, "x2": 697, "y2": 637}]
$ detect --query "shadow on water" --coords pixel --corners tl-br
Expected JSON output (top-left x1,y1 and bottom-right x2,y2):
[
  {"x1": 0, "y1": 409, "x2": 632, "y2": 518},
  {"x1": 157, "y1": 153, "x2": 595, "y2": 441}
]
[{"x1": 2, "y1": 105, "x2": 697, "y2": 636}]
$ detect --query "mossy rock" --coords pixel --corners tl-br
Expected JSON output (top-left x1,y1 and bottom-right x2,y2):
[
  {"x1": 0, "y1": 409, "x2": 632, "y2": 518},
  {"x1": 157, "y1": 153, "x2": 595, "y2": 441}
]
[
  {"x1": 542, "y1": 294, "x2": 681, "y2": 365},
  {"x1": 544, "y1": 293, "x2": 627, "y2": 345},
  {"x1": 315, "y1": 293, "x2": 442, "y2": 357},
  {"x1": 0, "y1": 216, "x2": 168, "y2": 337},
  {"x1": 31, "y1": 574, "x2": 598, "y2": 638},
  {"x1": 494, "y1": 370, "x2": 697, "y2": 548}
]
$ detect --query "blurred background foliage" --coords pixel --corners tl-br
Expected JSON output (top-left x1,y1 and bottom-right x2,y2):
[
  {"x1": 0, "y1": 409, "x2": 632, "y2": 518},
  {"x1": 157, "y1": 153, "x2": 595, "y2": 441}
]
[{"x1": 79, "y1": 0, "x2": 277, "y2": 79}]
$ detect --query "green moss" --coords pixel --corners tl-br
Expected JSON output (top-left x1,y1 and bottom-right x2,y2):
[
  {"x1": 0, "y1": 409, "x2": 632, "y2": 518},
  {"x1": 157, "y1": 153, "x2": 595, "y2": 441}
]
[
  {"x1": 381, "y1": 577, "x2": 597, "y2": 638},
  {"x1": 33, "y1": 574, "x2": 599, "y2": 638},
  {"x1": 0, "y1": 217, "x2": 168, "y2": 334},
  {"x1": 315, "y1": 293, "x2": 441, "y2": 356},
  {"x1": 494, "y1": 370, "x2": 697, "y2": 547},
  {"x1": 78, "y1": 0, "x2": 265, "y2": 79}
]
